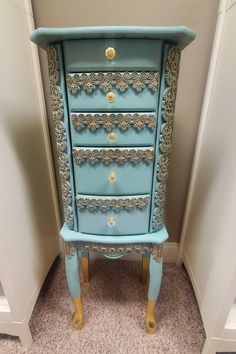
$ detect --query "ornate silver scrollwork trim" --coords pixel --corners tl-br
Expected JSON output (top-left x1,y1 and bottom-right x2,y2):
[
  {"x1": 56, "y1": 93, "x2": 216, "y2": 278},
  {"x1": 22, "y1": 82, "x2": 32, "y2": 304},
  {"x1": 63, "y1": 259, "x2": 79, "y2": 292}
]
[
  {"x1": 73, "y1": 148, "x2": 154, "y2": 166},
  {"x1": 76, "y1": 242, "x2": 163, "y2": 262},
  {"x1": 66, "y1": 72, "x2": 159, "y2": 94},
  {"x1": 76, "y1": 196, "x2": 150, "y2": 212},
  {"x1": 47, "y1": 46, "x2": 74, "y2": 229},
  {"x1": 152, "y1": 47, "x2": 181, "y2": 230},
  {"x1": 71, "y1": 113, "x2": 156, "y2": 132}
]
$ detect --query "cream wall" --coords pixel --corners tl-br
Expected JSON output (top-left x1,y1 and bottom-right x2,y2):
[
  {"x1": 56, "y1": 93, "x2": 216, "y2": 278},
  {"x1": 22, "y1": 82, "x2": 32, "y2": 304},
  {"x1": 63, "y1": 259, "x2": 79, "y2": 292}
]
[
  {"x1": 32, "y1": 0, "x2": 219, "y2": 242},
  {"x1": 179, "y1": 1, "x2": 236, "y2": 352},
  {"x1": 0, "y1": 0, "x2": 59, "y2": 344}
]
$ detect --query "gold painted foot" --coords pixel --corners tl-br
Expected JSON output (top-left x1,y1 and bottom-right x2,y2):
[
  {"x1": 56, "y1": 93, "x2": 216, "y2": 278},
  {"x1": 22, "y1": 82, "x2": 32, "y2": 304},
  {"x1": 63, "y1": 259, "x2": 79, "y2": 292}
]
[
  {"x1": 142, "y1": 255, "x2": 150, "y2": 284},
  {"x1": 81, "y1": 255, "x2": 89, "y2": 283},
  {"x1": 145, "y1": 299, "x2": 157, "y2": 334},
  {"x1": 72, "y1": 297, "x2": 84, "y2": 331}
]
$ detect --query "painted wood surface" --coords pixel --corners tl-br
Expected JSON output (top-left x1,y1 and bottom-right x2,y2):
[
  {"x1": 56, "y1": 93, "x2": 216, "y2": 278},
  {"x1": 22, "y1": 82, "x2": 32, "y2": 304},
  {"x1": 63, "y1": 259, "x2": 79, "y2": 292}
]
[
  {"x1": 30, "y1": 26, "x2": 195, "y2": 49},
  {"x1": 31, "y1": 26, "x2": 194, "y2": 332},
  {"x1": 63, "y1": 39, "x2": 163, "y2": 72}
]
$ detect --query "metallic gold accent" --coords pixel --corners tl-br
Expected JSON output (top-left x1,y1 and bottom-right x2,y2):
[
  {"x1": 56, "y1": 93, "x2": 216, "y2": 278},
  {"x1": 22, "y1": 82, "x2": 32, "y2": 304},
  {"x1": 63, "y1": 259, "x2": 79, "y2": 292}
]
[
  {"x1": 66, "y1": 72, "x2": 159, "y2": 94},
  {"x1": 73, "y1": 148, "x2": 154, "y2": 165},
  {"x1": 47, "y1": 46, "x2": 74, "y2": 229},
  {"x1": 72, "y1": 297, "x2": 84, "y2": 331},
  {"x1": 108, "y1": 171, "x2": 117, "y2": 183},
  {"x1": 71, "y1": 113, "x2": 156, "y2": 132},
  {"x1": 146, "y1": 300, "x2": 157, "y2": 334},
  {"x1": 107, "y1": 132, "x2": 117, "y2": 142},
  {"x1": 65, "y1": 243, "x2": 76, "y2": 259},
  {"x1": 76, "y1": 196, "x2": 149, "y2": 212},
  {"x1": 106, "y1": 91, "x2": 116, "y2": 103},
  {"x1": 105, "y1": 47, "x2": 116, "y2": 60},
  {"x1": 81, "y1": 255, "x2": 89, "y2": 283},
  {"x1": 107, "y1": 216, "x2": 116, "y2": 228},
  {"x1": 142, "y1": 255, "x2": 150, "y2": 284},
  {"x1": 76, "y1": 242, "x2": 163, "y2": 262},
  {"x1": 152, "y1": 47, "x2": 181, "y2": 230},
  {"x1": 151, "y1": 244, "x2": 163, "y2": 262}
]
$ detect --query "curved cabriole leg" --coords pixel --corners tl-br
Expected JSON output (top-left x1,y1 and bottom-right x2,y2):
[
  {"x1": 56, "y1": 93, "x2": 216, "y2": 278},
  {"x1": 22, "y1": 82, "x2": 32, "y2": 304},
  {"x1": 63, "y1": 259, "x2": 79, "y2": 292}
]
[
  {"x1": 142, "y1": 254, "x2": 150, "y2": 284},
  {"x1": 81, "y1": 251, "x2": 90, "y2": 283},
  {"x1": 65, "y1": 243, "x2": 84, "y2": 330},
  {"x1": 146, "y1": 247, "x2": 163, "y2": 334}
]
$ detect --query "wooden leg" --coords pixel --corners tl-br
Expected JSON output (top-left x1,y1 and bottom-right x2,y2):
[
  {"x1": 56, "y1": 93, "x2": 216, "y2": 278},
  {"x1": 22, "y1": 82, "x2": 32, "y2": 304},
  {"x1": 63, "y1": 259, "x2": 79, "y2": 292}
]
[
  {"x1": 142, "y1": 254, "x2": 150, "y2": 284},
  {"x1": 145, "y1": 252, "x2": 163, "y2": 334},
  {"x1": 146, "y1": 299, "x2": 157, "y2": 334},
  {"x1": 72, "y1": 297, "x2": 84, "y2": 331},
  {"x1": 65, "y1": 242, "x2": 84, "y2": 331},
  {"x1": 81, "y1": 251, "x2": 90, "y2": 283}
]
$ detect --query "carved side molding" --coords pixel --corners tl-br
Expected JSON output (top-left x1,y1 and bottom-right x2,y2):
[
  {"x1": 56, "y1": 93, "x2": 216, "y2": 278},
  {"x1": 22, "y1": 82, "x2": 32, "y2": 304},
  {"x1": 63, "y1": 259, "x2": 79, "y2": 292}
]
[
  {"x1": 76, "y1": 196, "x2": 150, "y2": 212},
  {"x1": 65, "y1": 243, "x2": 77, "y2": 259},
  {"x1": 47, "y1": 46, "x2": 74, "y2": 229},
  {"x1": 71, "y1": 113, "x2": 156, "y2": 132},
  {"x1": 152, "y1": 47, "x2": 181, "y2": 230},
  {"x1": 73, "y1": 148, "x2": 154, "y2": 166},
  {"x1": 76, "y1": 242, "x2": 163, "y2": 262},
  {"x1": 66, "y1": 72, "x2": 159, "y2": 94}
]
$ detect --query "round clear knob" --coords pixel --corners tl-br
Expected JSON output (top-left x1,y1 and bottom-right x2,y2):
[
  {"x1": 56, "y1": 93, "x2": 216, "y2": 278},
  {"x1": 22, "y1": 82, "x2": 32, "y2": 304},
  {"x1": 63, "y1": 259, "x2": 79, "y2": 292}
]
[
  {"x1": 108, "y1": 171, "x2": 117, "y2": 183},
  {"x1": 107, "y1": 216, "x2": 116, "y2": 228},
  {"x1": 106, "y1": 92, "x2": 116, "y2": 103},
  {"x1": 107, "y1": 132, "x2": 117, "y2": 143},
  {"x1": 105, "y1": 47, "x2": 116, "y2": 60}
]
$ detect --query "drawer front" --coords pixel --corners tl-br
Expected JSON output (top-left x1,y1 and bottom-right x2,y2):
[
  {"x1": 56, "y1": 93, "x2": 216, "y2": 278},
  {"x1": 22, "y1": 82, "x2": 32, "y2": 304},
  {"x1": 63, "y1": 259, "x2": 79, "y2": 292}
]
[
  {"x1": 63, "y1": 39, "x2": 162, "y2": 72},
  {"x1": 73, "y1": 147, "x2": 154, "y2": 195},
  {"x1": 68, "y1": 88, "x2": 157, "y2": 111},
  {"x1": 66, "y1": 72, "x2": 159, "y2": 110},
  {"x1": 70, "y1": 112, "x2": 156, "y2": 146},
  {"x1": 76, "y1": 195, "x2": 150, "y2": 235}
]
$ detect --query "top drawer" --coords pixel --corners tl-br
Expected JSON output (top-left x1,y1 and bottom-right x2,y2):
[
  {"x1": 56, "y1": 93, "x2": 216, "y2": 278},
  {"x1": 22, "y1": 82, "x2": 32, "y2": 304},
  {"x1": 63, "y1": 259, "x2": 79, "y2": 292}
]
[{"x1": 63, "y1": 39, "x2": 162, "y2": 72}]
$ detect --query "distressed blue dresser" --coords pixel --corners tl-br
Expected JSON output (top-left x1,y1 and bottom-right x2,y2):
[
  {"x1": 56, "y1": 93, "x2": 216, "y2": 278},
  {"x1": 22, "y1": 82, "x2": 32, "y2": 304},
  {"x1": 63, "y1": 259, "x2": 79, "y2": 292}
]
[{"x1": 30, "y1": 26, "x2": 195, "y2": 334}]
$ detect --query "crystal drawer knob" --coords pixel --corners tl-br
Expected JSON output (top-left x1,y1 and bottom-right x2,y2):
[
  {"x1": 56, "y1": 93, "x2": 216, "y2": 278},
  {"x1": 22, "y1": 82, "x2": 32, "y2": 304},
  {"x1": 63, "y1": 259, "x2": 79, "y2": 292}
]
[
  {"x1": 107, "y1": 216, "x2": 116, "y2": 228},
  {"x1": 106, "y1": 92, "x2": 116, "y2": 103},
  {"x1": 107, "y1": 132, "x2": 117, "y2": 142},
  {"x1": 105, "y1": 47, "x2": 116, "y2": 60},
  {"x1": 108, "y1": 171, "x2": 117, "y2": 183}
]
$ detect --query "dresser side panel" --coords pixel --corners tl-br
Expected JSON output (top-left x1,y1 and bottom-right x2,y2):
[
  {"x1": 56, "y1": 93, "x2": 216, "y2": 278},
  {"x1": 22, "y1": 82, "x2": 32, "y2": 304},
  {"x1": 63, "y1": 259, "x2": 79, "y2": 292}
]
[
  {"x1": 47, "y1": 45, "x2": 78, "y2": 231},
  {"x1": 150, "y1": 44, "x2": 181, "y2": 233}
]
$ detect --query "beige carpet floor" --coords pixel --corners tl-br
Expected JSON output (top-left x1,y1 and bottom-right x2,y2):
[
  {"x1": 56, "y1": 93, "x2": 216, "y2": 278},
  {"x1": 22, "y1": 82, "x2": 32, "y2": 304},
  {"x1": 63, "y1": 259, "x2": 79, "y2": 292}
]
[{"x1": 0, "y1": 258, "x2": 205, "y2": 354}]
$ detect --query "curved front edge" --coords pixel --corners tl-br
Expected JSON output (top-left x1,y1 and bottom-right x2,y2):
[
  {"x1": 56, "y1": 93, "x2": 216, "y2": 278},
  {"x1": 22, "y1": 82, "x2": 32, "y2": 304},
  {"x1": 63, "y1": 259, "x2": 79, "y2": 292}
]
[{"x1": 60, "y1": 222, "x2": 168, "y2": 244}]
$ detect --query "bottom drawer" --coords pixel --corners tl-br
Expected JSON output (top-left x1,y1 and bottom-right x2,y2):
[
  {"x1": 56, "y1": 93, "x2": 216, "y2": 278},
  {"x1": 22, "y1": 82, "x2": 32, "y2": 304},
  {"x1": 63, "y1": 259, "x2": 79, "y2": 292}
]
[{"x1": 76, "y1": 194, "x2": 150, "y2": 235}]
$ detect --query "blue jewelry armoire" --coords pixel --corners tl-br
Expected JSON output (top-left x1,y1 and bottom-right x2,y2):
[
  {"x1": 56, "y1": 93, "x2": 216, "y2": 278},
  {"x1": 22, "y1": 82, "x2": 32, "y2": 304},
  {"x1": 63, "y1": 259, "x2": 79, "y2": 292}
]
[{"x1": 31, "y1": 26, "x2": 195, "y2": 333}]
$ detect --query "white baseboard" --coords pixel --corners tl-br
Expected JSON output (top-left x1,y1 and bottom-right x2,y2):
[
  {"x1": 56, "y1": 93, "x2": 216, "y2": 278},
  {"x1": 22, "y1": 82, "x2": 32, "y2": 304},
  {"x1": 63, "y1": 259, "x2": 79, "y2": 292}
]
[
  {"x1": 92, "y1": 242, "x2": 179, "y2": 263},
  {"x1": 182, "y1": 250, "x2": 202, "y2": 305},
  {"x1": 202, "y1": 336, "x2": 236, "y2": 354},
  {"x1": 0, "y1": 321, "x2": 32, "y2": 347}
]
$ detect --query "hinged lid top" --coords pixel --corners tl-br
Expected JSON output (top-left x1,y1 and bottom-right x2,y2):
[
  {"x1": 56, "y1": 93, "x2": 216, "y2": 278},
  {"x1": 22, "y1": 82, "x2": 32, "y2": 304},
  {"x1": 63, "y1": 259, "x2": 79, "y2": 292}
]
[{"x1": 30, "y1": 26, "x2": 195, "y2": 50}]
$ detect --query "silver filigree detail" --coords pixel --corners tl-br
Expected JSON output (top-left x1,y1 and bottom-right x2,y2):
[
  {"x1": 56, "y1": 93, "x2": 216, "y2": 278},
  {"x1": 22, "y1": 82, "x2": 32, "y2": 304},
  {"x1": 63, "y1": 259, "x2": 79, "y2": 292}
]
[
  {"x1": 47, "y1": 46, "x2": 74, "y2": 229},
  {"x1": 76, "y1": 242, "x2": 163, "y2": 262},
  {"x1": 76, "y1": 196, "x2": 150, "y2": 212},
  {"x1": 66, "y1": 72, "x2": 159, "y2": 94},
  {"x1": 71, "y1": 113, "x2": 156, "y2": 132},
  {"x1": 73, "y1": 148, "x2": 154, "y2": 166},
  {"x1": 153, "y1": 47, "x2": 181, "y2": 230}
]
